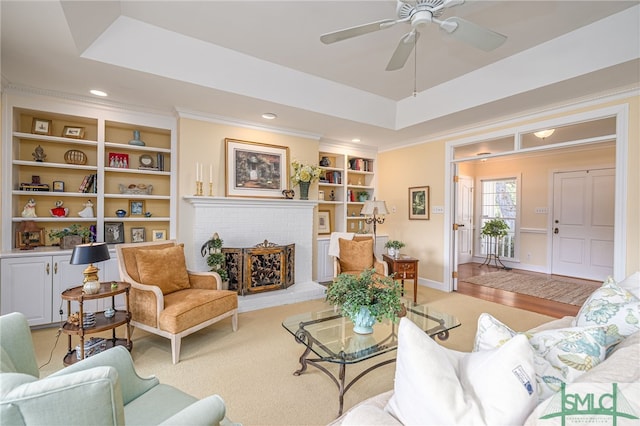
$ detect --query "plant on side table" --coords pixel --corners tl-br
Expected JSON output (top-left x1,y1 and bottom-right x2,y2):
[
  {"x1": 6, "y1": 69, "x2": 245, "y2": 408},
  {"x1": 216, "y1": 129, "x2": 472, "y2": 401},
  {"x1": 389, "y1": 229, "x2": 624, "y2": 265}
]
[
  {"x1": 384, "y1": 240, "x2": 405, "y2": 258},
  {"x1": 200, "y1": 232, "x2": 229, "y2": 289},
  {"x1": 326, "y1": 268, "x2": 403, "y2": 334},
  {"x1": 49, "y1": 224, "x2": 91, "y2": 249}
]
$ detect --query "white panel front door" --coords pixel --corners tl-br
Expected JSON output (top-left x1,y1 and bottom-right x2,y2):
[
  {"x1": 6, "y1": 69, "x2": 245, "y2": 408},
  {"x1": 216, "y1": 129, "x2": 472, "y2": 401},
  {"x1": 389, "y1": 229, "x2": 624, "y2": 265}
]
[{"x1": 552, "y1": 169, "x2": 614, "y2": 280}]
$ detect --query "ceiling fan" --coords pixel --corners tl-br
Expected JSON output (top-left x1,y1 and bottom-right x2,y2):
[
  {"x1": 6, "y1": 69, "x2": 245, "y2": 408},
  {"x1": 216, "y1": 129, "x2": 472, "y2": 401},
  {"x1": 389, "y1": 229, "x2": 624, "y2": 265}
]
[{"x1": 320, "y1": 0, "x2": 507, "y2": 71}]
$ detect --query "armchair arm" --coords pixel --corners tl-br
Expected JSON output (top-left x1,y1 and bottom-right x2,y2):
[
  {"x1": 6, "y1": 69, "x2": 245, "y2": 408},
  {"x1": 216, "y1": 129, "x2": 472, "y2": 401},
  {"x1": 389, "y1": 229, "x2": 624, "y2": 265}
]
[
  {"x1": 49, "y1": 346, "x2": 158, "y2": 405},
  {"x1": 373, "y1": 257, "x2": 389, "y2": 276},
  {"x1": 128, "y1": 280, "x2": 164, "y2": 328},
  {"x1": 159, "y1": 394, "x2": 228, "y2": 426},
  {"x1": 188, "y1": 271, "x2": 222, "y2": 290},
  {"x1": 2, "y1": 366, "x2": 124, "y2": 426}
]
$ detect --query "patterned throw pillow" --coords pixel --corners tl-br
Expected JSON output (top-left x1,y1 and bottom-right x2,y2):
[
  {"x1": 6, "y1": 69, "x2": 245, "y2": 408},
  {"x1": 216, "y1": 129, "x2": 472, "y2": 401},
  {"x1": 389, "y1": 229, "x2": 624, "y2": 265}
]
[
  {"x1": 474, "y1": 313, "x2": 623, "y2": 401},
  {"x1": 573, "y1": 277, "x2": 640, "y2": 337}
]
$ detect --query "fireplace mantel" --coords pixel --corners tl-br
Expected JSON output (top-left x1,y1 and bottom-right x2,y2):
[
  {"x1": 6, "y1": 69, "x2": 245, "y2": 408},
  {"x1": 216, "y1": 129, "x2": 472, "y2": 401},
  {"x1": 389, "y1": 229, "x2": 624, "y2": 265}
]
[{"x1": 183, "y1": 196, "x2": 324, "y2": 312}]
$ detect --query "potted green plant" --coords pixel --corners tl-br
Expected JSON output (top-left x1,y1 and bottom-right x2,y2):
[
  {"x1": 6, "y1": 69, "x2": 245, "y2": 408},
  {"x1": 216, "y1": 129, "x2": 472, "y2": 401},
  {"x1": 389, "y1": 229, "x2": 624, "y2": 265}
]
[
  {"x1": 48, "y1": 224, "x2": 91, "y2": 249},
  {"x1": 384, "y1": 240, "x2": 405, "y2": 258},
  {"x1": 481, "y1": 218, "x2": 509, "y2": 239},
  {"x1": 200, "y1": 232, "x2": 229, "y2": 289},
  {"x1": 357, "y1": 191, "x2": 370, "y2": 202},
  {"x1": 326, "y1": 268, "x2": 403, "y2": 334}
]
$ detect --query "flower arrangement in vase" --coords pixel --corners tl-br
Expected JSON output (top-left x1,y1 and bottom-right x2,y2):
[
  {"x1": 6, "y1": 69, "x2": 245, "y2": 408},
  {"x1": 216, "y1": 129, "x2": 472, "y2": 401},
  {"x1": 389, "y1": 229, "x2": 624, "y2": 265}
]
[
  {"x1": 384, "y1": 240, "x2": 406, "y2": 258},
  {"x1": 290, "y1": 160, "x2": 322, "y2": 200}
]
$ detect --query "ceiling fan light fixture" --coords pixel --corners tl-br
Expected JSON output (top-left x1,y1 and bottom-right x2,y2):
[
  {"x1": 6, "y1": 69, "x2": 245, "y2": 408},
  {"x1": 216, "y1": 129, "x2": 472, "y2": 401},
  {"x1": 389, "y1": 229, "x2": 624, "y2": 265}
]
[
  {"x1": 90, "y1": 89, "x2": 108, "y2": 97},
  {"x1": 534, "y1": 129, "x2": 555, "y2": 139}
]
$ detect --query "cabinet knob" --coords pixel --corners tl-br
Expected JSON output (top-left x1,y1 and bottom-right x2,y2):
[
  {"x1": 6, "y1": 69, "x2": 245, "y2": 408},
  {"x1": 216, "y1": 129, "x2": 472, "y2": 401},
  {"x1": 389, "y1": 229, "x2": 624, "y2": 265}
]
[{"x1": 54, "y1": 262, "x2": 58, "y2": 274}]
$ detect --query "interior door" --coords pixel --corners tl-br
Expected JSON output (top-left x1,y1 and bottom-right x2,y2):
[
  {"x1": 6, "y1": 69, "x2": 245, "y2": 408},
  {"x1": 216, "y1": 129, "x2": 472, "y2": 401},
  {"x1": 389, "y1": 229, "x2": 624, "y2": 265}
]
[
  {"x1": 552, "y1": 168, "x2": 614, "y2": 280},
  {"x1": 456, "y1": 175, "x2": 474, "y2": 264}
]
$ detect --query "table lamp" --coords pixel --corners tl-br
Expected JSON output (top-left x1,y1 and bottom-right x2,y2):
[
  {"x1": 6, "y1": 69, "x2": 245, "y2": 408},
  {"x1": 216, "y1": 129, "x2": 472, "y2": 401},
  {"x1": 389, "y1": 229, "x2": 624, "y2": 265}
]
[
  {"x1": 70, "y1": 242, "x2": 110, "y2": 294},
  {"x1": 361, "y1": 199, "x2": 389, "y2": 251}
]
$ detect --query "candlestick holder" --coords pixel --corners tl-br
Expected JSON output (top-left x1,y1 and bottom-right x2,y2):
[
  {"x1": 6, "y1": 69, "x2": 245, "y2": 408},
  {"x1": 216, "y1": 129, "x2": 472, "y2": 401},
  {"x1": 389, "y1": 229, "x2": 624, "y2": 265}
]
[
  {"x1": 209, "y1": 182, "x2": 213, "y2": 197},
  {"x1": 195, "y1": 181, "x2": 203, "y2": 196}
]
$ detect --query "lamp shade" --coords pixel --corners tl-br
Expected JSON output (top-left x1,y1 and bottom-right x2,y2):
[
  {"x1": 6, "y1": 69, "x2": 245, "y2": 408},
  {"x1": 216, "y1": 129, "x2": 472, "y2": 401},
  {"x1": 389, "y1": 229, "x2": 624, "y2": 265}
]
[
  {"x1": 361, "y1": 200, "x2": 389, "y2": 216},
  {"x1": 69, "y1": 242, "x2": 110, "y2": 265}
]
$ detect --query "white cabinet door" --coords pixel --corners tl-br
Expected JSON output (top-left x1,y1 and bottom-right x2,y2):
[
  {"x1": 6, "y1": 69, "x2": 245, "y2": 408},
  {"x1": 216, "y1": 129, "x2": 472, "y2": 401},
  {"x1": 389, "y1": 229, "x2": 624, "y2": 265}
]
[
  {"x1": 1, "y1": 257, "x2": 53, "y2": 326},
  {"x1": 316, "y1": 239, "x2": 333, "y2": 283}
]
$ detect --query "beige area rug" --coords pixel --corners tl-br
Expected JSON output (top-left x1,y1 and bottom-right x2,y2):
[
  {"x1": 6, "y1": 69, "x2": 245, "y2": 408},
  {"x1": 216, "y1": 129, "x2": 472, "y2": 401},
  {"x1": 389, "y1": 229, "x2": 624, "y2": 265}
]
[
  {"x1": 464, "y1": 270, "x2": 602, "y2": 306},
  {"x1": 31, "y1": 287, "x2": 553, "y2": 426}
]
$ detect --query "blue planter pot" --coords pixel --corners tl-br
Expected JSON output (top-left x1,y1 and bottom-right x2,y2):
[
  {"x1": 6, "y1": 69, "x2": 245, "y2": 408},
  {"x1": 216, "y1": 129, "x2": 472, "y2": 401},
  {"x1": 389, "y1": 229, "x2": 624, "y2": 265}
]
[{"x1": 351, "y1": 306, "x2": 376, "y2": 334}]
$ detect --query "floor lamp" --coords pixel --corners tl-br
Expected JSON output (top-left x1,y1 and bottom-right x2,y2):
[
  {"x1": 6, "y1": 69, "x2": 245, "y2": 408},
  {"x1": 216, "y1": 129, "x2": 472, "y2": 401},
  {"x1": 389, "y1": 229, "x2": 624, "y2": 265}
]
[{"x1": 361, "y1": 199, "x2": 389, "y2": 253}]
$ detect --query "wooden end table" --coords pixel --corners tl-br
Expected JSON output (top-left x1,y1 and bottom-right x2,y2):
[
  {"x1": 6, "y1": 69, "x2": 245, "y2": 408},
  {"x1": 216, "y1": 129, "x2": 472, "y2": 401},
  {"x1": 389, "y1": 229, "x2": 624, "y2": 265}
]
[{"x1": 383, "y1": 254, "x2": 419, "y2": 303}]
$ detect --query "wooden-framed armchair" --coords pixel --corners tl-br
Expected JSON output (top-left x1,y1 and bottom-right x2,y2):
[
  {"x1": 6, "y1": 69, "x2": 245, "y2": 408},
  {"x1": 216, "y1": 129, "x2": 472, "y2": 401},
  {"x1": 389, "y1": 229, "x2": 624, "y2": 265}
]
[
  {"x1": 331, "y1": 234, "x2": 388, "y2": 279},
  {"x1": 116, "y1": 240, "x2": 238, "y2": 364}
]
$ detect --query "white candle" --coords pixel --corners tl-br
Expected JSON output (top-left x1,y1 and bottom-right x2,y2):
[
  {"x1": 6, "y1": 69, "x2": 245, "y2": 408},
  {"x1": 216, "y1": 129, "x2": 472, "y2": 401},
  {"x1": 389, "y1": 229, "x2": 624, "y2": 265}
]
[
  {"x1": 209, "y1": 164, "x2": 213, "y2": 184},
  {"x1": 196, "y1": 162, "x2": 199, "y2": 181}
]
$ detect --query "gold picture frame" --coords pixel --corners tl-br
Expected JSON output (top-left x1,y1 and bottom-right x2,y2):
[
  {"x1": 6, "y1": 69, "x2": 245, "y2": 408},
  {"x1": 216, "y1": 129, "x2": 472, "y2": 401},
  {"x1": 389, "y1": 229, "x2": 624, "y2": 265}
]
[
  {"x1": 15, "y1": 229, "x2": 45, "y2": 248},
  {"x1": 225, "y1": 138, "x2": 289, "y2": 198},
  {"x1": 318, "y1": 210, "x2": 331, "y2": 234},
  {"x1": 31, "y1": 118, "x2": 52, "y2": 135},
  {"x1": 62, "y1": 126, "x2": 85, "y2": 139},
  {"x1": 152, "y1": 229, "x2": 167, "y2": 241},
  {"x1": 409, "y1": 186, "x2": 430, "y2": 220},
  {"x1": 129, "y1": 200, "x2": 145, "y2": 216}
]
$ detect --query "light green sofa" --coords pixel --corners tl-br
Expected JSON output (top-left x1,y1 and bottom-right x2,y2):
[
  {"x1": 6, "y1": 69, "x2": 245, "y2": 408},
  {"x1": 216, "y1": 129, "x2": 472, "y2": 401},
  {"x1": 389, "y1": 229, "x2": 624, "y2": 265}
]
[{"x1": 0, "y1": 312, "x2": 238, "y2": 426}]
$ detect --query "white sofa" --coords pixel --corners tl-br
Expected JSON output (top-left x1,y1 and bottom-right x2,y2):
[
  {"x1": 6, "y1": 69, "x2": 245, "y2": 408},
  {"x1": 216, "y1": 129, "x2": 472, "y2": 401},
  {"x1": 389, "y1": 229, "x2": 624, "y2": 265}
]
[{"x1": 330, "y1": 272, "x2": 640, "y2": 426}]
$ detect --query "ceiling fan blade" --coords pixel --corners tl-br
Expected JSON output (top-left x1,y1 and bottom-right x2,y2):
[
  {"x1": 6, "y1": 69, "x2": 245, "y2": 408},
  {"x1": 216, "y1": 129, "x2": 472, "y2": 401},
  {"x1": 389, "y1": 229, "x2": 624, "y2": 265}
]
[
  {"x1": 320, "y1": 19, "x2": 397, "y2": 44},
  {"x1": 440, "y1": 17, "x2": 507, "y2": 51},
  {"x1": 386, "y1": 31, "x2": 419, "y2": 71}
]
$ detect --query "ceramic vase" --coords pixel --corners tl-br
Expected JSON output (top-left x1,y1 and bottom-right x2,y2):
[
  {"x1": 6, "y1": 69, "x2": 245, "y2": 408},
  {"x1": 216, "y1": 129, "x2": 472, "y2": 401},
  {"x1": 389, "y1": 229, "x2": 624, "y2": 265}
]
[
  {"x1": 299, "y1": 181, "x2": 310, "y2": 200},
  {"x1": 351, "y1": 306, "x2": 376, "y2": 334}
]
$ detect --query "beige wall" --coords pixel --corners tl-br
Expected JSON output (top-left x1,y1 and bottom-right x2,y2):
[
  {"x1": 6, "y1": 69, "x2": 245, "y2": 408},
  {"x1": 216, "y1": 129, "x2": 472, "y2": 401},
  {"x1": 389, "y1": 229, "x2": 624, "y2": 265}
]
[
  {"x1": 377, "y1": 95, "x2": 639, "y2": 283},
  {"x1": 377, "y1": 141, "x2": 447, "y2": 282}
]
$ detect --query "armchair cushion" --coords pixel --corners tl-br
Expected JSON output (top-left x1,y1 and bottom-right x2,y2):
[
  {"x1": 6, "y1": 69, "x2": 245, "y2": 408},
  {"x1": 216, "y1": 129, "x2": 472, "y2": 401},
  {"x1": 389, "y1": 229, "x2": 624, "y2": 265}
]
[
  {"x1": 161, "y1": 289, "x2": 238, "y2": 334},
  {"x1": 338, "y1": 238, "x2": 374, "y2": 272},
  {"x1": 136, "y1": 245, "x2": 191, "y2": 295}
]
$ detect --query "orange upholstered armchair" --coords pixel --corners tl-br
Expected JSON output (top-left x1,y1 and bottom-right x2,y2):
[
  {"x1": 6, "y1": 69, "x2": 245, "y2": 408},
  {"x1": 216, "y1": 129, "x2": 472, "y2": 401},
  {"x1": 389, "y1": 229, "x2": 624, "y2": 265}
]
[
  {"x1": 116, "y1": 240, "x2": 238, "y2": 364},
  {"x1": 331, "y1": 234, "x2": 388, "y2": 279}
]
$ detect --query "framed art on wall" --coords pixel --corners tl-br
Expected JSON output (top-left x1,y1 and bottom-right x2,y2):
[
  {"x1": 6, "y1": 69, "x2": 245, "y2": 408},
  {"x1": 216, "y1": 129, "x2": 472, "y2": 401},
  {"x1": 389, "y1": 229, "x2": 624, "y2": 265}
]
[
  {"x1": 318, "y1": 210, "x2": 331, "y2": 234},
  {"x1": 225, "y1": 138, "x2": 289, "y2": 198},
  {"x1": 409, "y1": 186, "x2": 430, "y2": 220},
  {"x1": 152, "y1": 230, "x2": 167, "y2": 241},
  {"x1": 105, "y1": 222, "x2": 125, "y2": 244}
]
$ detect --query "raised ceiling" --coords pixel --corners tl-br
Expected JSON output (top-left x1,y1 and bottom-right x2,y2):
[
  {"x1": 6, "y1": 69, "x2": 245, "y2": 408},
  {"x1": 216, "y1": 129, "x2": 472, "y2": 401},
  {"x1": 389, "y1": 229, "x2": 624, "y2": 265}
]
[{"x1": 2, "y1": 1, "x2": 639, "y2": 149}]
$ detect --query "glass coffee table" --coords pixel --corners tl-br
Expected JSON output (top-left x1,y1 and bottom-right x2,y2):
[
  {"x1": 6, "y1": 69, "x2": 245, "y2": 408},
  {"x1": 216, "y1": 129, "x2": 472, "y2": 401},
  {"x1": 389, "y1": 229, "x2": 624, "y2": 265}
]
[{"x1": 282, "y1": 301, "x2": 460, "y2": 416}]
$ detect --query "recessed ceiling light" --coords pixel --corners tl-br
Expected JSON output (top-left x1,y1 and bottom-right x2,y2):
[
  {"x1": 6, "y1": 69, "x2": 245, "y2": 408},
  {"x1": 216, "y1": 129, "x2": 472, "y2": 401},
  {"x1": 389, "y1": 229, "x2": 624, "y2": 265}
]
[
  {"x1": 352, "y1": 138, "x2": 361, "y2": 143},
  {"x1": 90, "y1": 89, "x2": 108, "y2": 97},
  {"x1": 262, "y1": 113, "x2": 277, "y2": 120}
]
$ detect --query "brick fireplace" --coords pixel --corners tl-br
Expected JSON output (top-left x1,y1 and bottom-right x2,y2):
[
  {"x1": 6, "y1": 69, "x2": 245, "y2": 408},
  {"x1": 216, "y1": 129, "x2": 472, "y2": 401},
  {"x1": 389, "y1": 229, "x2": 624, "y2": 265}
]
[{"x1": 183, "y1": 196, "x2": 325, "y2": 312}]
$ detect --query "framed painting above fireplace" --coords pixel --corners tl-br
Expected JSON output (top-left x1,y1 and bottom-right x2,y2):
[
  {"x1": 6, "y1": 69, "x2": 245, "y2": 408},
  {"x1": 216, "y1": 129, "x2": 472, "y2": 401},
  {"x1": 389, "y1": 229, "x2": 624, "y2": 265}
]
[{"x1": 225, "y1": 138, "x2": 289, "y2": 198}]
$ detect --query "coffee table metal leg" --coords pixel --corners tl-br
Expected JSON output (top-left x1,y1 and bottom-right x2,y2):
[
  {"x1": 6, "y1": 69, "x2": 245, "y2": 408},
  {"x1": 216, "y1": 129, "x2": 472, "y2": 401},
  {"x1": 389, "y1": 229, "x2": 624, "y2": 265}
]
[{"x1": 293, "y1": 343, "x2": 312, "y2": 375}]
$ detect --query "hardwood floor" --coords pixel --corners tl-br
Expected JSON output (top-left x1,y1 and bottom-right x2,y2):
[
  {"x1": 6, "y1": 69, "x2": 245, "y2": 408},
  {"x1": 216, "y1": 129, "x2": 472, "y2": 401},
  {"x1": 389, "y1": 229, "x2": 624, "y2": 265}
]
[{"x1": 455, "y1": 263, "x2": 600, "y2": 318}]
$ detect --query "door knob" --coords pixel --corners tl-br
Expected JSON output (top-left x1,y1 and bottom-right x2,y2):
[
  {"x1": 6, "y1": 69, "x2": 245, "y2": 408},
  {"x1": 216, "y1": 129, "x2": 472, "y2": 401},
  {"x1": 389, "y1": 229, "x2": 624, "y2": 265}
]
[{"x1": 554, "y1": 228, "x2": 559, "y2": 234}]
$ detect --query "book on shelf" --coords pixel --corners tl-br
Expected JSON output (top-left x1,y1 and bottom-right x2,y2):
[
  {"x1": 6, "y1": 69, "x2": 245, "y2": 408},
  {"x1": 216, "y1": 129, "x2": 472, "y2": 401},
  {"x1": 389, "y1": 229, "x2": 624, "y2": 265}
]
[
  {"x1": 348, "y1": 158, "x2": 372, "y2": 172},
  {"x1": 78, "y1": 175, "x2": 89, "y2": 192},
  {"x1": 78, "y1": 174, "x2": 97, "y2": 193}
]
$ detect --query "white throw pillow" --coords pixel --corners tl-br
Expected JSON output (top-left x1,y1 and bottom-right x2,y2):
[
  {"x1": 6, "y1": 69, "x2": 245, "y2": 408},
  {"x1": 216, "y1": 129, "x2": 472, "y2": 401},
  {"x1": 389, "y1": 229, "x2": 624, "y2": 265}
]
[
  {"x1": 474, "y1": 313, "x2": 623, "y2": 401},
  {"x1": 385, "y1": 318, "x2": 538, "y2": 426},
  {"x1": 573, "y1": 277, "x2": 640, "y2": 337},
  {"x1": 618, "y1": 271, "x2": 640, "y2": 299}
]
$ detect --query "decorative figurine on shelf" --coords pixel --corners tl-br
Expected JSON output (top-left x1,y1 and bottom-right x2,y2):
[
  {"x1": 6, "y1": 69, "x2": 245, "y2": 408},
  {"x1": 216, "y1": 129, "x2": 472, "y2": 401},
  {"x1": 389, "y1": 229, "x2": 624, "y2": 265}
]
[
  {"x1": 128, "y1": 129, "x2": 145, "y2": 146},
  {"x1": 330, "y1": 190, "x2": 336, "y2": 201},
  {"x1": 21, "y1": 198, "x2": 37, "y2": 218},
  {"x1": 32, "y1": 145, "x2": 46, "y2": 162},
  {"x1": 78, "y1": 200, "x2": 95, "y2": 218},
  {"x1": 50, "y1": 200, "x2": 69, "y2": 217},
  {"x1": 282, "y1": 189, "x2": 294, "y2": 199}
]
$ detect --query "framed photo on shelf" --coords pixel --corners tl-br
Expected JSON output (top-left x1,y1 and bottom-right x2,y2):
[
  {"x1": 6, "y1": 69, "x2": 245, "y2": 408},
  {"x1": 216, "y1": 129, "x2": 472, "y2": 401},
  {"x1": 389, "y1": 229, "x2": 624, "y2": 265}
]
[
  {"x1": 131, "y1": 227, "x2": 145, "y2": 243},
  {"x1": 129, "y1": 200, "x2": 145, "y2": 216},
  {"x1": 318, "y1": 190, "x2": 325, "y2": 201},
  {"x1": 52, "y1": 181, "x2": 65, "y2": 192},
  {"x1": 105, "y1": 222, "x2": 125, "y2": 244},
  {"x1": 62, "y1": 126, "x2": 85, "y2": 139},
  {"x1": 108, "y1": 152, "x2": 129, "y2": 168},
  {"x1": 31, "y1": 118, "x2": 52, "y2": 135},
  {"x1": 318, "y1": 210, "x2": 331, "y2": 234},
  {"x1": 152, "y1": 230, "x2": 167, "y2": 241},
  {"x1": 225, "y1": 138, "x2": 289, "y2": 198},
  {"x1": 408, "y1": 186, "x2": 430, "y2": 220},
  {"x1": 15, "y1": 229, "x2": 45, "y2": 248}
]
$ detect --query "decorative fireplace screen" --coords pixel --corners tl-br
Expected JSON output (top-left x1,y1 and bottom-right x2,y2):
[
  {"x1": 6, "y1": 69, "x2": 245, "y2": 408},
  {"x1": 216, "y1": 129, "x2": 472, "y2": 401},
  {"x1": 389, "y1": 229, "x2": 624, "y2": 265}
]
[{"x1": 223, "y1": 240, "x2": 295, "y2": 295}]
